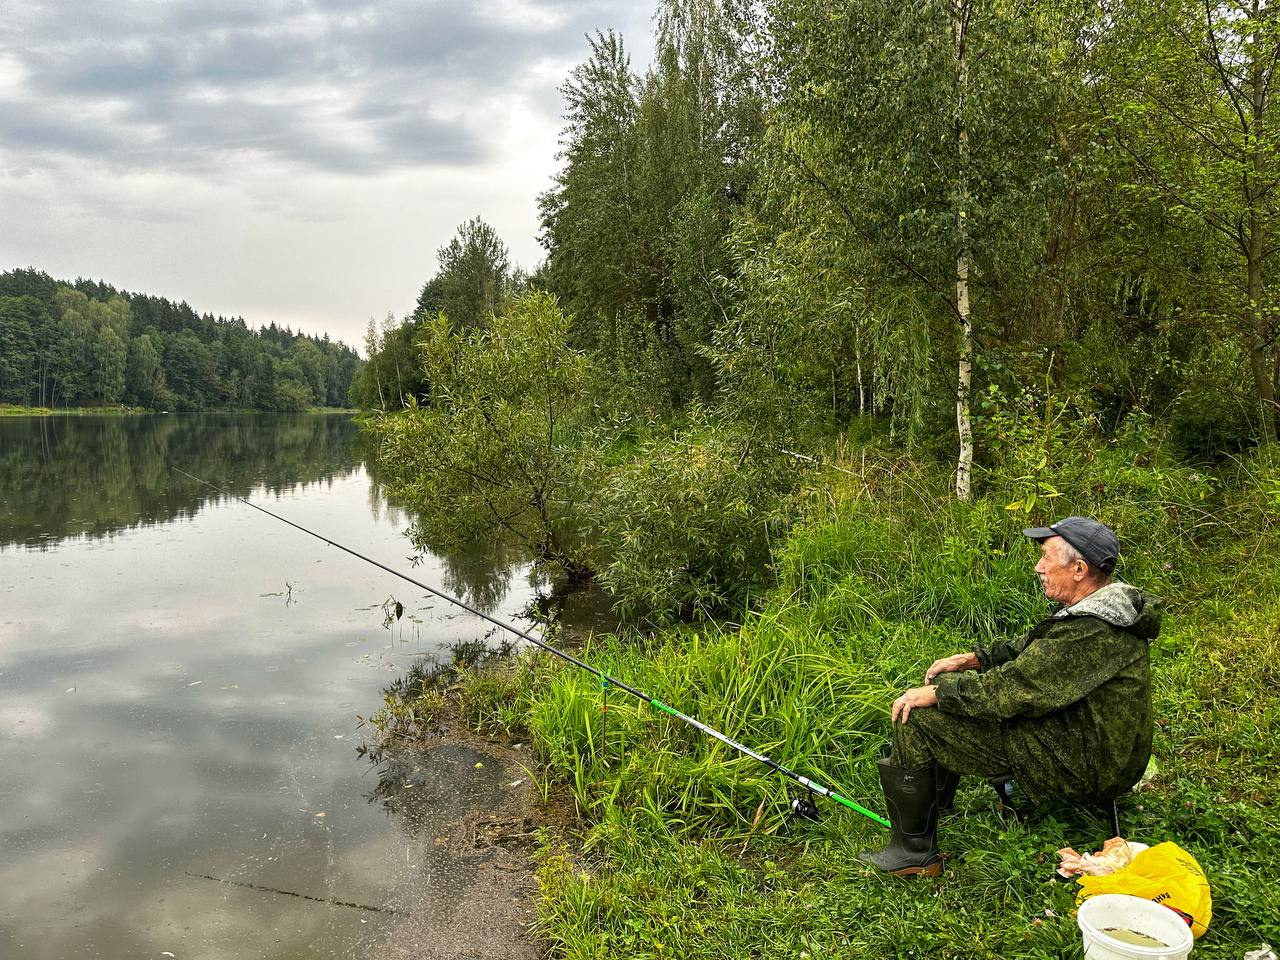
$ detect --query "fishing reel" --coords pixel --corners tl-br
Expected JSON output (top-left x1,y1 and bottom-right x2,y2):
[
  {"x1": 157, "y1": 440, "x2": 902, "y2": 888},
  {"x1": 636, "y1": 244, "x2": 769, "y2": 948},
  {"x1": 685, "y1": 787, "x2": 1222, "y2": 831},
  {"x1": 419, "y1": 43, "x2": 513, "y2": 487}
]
[{"x1": 788, "y1": 793, "x2": 821, "y2": 822}]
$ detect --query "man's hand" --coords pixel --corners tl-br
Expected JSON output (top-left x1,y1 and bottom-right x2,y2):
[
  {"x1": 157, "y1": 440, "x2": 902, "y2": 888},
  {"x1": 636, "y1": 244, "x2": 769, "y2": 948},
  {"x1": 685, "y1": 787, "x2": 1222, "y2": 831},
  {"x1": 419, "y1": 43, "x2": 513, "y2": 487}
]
[
  {"x1": 891, "y1": 685, "x2": 938, "y2": 724},
  {"x1": 924, "y1": 651, "x2": 980, "y2": 684}
]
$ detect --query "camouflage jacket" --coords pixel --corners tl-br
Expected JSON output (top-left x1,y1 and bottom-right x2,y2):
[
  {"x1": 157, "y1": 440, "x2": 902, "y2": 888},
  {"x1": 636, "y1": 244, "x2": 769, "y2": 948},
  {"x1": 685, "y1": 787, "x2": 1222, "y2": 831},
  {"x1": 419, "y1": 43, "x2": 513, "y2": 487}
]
[{"x1": 933, "y1": 582, "x2": 1161, "y2": 803}]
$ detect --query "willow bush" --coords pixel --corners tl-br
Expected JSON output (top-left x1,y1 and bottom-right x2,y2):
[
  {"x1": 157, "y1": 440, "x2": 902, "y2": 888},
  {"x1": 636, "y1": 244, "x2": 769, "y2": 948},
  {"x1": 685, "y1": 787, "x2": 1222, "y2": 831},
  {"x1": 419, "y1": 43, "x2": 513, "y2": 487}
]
[
  {"x1": 586, "y1": 408, "x2": 803, "y2": 623},
  {"x1": 374, "y1": 291, "x2": 605, "y2": 578}
]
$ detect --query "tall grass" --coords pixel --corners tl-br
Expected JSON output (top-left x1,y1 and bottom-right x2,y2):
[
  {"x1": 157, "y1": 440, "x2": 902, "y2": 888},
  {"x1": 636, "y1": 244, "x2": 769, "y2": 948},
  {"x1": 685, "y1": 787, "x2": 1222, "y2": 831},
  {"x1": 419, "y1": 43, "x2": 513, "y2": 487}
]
[{"x1": 434, "y1": 437, "x2": 1280, "y2": 957}]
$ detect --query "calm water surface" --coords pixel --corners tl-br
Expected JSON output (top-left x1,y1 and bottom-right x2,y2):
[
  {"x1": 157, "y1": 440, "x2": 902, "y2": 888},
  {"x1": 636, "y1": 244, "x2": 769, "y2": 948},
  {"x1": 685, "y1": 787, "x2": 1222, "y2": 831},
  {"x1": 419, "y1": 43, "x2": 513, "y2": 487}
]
[{"x1": 0, "y1": 414, "x2": 535, "y2": 959}]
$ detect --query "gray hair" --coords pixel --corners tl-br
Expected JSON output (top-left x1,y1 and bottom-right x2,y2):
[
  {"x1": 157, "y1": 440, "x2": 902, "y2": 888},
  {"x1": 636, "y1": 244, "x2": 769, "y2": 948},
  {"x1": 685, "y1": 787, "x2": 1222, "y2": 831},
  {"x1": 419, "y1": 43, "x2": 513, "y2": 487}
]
[{"x1": 1056, "y1": 538, "x2": 1110, "y2": 582}]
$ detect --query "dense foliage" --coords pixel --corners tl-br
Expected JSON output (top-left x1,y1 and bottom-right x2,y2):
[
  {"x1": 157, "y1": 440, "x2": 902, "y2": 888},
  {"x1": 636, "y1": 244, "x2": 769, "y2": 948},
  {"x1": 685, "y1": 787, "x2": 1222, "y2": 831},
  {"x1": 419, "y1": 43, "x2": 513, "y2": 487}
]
[
  {"x1": 0, "y1": 268, "x2": 360, "y2": 411},
  {"x1": 355, "y1": 3, "x2": 1280, "y2": 956},
  {"x1": 360, "y1": 0, "x2": 1279, "y2": 623}
]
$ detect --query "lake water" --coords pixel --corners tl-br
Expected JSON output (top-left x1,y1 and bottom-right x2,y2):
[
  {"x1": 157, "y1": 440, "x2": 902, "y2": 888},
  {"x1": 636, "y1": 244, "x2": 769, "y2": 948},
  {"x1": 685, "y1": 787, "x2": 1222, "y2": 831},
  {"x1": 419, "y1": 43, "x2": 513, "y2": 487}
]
[{"x1": 0, "y1": 413, "x2": 538, "y2": 960}]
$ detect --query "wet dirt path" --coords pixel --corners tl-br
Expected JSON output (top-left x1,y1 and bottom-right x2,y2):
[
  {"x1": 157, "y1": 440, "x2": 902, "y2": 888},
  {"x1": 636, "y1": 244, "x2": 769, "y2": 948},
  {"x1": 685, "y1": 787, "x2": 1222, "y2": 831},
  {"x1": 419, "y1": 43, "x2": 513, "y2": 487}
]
[{"x1": 367, "y1": 722, "x2": 545, "y2": 960}]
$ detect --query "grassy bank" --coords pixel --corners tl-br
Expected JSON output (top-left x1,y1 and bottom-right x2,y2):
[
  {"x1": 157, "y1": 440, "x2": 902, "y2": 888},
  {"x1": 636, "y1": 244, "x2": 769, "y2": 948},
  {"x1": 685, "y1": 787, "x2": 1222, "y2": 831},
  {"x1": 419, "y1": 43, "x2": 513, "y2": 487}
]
[
  {"x1": 380, "y1": 442, "x2": 1280, "y2": 958},
  {"x1": 0, "y1": 404, "x2": 356, "y2": 416},
  {"x1": 0, "y1": 403, "x2": 149, "y2": 416}
]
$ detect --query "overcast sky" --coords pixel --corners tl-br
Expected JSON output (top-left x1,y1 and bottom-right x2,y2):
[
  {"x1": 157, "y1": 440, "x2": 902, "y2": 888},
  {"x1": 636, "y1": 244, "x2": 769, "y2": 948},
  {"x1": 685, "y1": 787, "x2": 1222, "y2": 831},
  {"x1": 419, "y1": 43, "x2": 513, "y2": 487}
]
[{"x1": 0, "y1": 1, "x2": 654, "y2": 350}]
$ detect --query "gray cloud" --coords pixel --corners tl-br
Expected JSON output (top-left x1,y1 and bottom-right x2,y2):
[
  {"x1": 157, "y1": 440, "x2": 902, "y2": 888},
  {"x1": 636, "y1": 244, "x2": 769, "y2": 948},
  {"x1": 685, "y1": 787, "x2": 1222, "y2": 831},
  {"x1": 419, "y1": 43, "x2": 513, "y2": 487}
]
[
  {"x1": 1, "y1": 0, "x2": 642, "y2": 176},
  {"x1": 0, "y1": 100, "x2": 127, "y2": 155},
  {"x1": 0, "y1": 0, "x2": 655, "y2": 344}
]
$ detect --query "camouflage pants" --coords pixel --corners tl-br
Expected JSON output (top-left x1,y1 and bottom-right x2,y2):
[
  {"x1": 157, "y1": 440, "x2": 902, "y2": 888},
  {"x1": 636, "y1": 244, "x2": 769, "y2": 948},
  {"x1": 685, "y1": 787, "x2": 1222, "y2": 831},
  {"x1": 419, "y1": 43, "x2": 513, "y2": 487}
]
[{"x1": 891, "y1": 707, "x2": 1012, "y2": 777}]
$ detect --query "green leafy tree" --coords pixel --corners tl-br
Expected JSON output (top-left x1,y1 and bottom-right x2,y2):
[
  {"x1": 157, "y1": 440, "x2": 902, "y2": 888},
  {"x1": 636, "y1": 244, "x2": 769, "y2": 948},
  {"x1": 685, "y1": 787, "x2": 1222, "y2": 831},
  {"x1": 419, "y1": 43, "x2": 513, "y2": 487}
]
[
  {"x1": 271, "y1": 360, "x2": 314, "y2": 411},
  {"x1": 415, "y1": 217, "x2": 512, "y2": 330},
  {"x1": 710, "y1": 213, "x2": 932, "y2": 438},
  {"x1": 0, "y1": 268, "x2": 59, "y2": 304},
  {"x1": 1094, "y1": 0, "x2": 1280, "y2": 444},
  {"x1": 539, "y1": 30, "x2": 641, "y2": 339},
  {"x1": 93, "y1": 324, "x2": 128, "y2": 404},
  {"x1": 51, "y1": 288, "x2": 99, "y2": 405},
  {"x1": 163, "y1": 331, "x2": 220, "y2": 409},
  {"x1": 376, "y1": 292, "x2": 604, "y2": 578},
  {"x1": 291, "y1": 338, "x2": 327, "y2": 406},
  {"x1": 539, "y1": 4, "x2": 764, "y2": 402},
  {"x1": 762, "y1": 0, "x2": 1075, "y2": 495},
  {"x1": 349, "y1": 314, "x2": 424, "y2": 411},
  {"x1": 0, "y1": 296, "x2": 41, "y2": 404},
  {"x1": 126, "y1": 333, "x2": 165, "y2": 407}
]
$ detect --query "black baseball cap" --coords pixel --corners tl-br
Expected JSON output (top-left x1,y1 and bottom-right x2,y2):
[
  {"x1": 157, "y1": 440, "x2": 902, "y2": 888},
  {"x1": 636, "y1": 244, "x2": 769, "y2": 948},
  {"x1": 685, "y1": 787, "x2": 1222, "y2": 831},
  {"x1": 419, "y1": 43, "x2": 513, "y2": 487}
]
[{"x1": 1023, "y1": 516, "x2": 1119, "y2": 574}]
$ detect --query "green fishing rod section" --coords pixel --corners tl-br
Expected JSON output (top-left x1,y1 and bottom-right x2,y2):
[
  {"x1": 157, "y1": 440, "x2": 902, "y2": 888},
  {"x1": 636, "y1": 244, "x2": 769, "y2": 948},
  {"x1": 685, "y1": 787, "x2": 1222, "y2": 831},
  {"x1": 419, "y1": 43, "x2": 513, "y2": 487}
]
[{"x1": 173, "y1": 468, "x2": 891, "y2": 830}]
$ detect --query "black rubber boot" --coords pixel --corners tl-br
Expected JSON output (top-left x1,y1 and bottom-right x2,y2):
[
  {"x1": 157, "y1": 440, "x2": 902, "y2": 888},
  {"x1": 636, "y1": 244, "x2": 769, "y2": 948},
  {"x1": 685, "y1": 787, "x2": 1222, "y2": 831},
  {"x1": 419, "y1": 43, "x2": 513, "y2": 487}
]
[
  {"x1": 989, "y1": 776, "x2": 1028, "y2": 823},
  {"x1": 857, "y1": 758, "x2": 943, "y2": 877},
  {"x1": 936, "y1": 765, "x2": 961, "y2": 813}
]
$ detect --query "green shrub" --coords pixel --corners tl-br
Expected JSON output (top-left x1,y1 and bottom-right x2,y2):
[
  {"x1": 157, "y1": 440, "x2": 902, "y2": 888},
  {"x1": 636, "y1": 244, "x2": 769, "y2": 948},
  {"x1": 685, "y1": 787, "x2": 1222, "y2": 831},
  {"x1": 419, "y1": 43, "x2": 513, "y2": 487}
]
[
  {"x1": 373, "y1": 291, "x2": 605, "y2": 578},
  {"x1": 587, "y1": 411, "x2": 803, "y2": 622}
]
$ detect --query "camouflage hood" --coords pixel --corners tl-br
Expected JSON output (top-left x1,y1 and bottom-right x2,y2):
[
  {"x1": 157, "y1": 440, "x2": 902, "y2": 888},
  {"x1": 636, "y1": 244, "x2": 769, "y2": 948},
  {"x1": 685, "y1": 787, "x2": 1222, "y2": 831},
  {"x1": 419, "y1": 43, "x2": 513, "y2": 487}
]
[{"x1": 1055, "y1": 581, "x2": 1162, "y2": 640}]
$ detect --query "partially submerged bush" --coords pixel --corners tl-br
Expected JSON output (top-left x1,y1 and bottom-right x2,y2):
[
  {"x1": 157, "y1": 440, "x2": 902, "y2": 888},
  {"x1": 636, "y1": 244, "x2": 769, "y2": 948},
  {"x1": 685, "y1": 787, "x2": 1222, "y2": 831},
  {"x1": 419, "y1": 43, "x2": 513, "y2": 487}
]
[
  {"x1": 374, "y1": 291, "x2": 604, "y2": 578},
  {"x1": 370, "y1": 294, "x2": 810, "y2": 616}
]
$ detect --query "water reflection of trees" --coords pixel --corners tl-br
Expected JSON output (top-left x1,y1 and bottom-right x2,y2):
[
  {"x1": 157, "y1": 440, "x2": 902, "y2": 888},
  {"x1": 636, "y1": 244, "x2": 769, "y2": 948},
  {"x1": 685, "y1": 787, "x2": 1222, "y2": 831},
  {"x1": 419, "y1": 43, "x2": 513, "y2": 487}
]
[
  {"x1": 435, "y1": 539, "x2": 531, "y2": 613},
  {"x1": 0, "y1": 413, "x2": 362, "y2": 548},
  {"x1": 364, "y1": 443, "x2": 529, "y2": 613}
]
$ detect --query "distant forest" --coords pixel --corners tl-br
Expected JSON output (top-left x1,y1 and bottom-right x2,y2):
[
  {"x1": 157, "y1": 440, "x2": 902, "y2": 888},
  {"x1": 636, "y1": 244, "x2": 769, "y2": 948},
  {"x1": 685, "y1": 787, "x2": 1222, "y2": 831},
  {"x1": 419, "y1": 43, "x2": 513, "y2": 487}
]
[{"x1": 0, "y1": 268, "x2": 361, "y2": 411}]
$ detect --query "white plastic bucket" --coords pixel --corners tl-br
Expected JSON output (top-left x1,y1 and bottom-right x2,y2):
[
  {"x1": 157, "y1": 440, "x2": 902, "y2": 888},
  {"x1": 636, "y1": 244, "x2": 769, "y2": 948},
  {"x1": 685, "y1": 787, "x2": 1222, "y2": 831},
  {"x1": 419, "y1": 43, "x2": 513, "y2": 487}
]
[{"x1": 1077, "y1": 894, "x2": 1194, "y2": 960}]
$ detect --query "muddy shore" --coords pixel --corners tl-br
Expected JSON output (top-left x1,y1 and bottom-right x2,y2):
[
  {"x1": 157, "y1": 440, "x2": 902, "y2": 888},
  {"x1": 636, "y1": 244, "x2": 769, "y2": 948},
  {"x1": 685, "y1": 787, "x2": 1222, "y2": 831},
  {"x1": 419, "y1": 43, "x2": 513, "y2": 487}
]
[{"x1": 367, "y1": 718, "x2": 548, "y2": 960}]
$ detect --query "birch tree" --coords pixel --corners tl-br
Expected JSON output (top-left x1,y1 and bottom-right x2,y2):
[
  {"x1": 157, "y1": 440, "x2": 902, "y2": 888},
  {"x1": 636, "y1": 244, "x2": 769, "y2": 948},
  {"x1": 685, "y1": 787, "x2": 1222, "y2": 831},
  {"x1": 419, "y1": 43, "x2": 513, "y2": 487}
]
[{"x1": 765, "y1": 0, "x2": 1070, "y2": 497}]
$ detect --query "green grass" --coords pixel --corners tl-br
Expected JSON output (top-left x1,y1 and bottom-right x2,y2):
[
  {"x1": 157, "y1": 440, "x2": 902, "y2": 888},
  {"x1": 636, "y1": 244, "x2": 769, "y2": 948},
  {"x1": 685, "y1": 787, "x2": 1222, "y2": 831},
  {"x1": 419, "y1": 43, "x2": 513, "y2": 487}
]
[
  {"x1": 0, "y1": 403, "x2": 148, "y2": 416},
  {"x1": 394, "y1": 443, "x2": 1280, "y2": 958},
  {"x1": 0, "y1": 403, "x2": 355, "y2": 417}
]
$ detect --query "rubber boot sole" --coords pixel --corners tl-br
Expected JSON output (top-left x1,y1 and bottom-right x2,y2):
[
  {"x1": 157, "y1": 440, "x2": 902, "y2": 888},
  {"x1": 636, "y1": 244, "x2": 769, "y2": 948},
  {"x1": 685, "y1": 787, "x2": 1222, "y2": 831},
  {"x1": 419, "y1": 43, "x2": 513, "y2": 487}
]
[{"x1": 889, "y1": 860, "x2": 943, "y2": 878}]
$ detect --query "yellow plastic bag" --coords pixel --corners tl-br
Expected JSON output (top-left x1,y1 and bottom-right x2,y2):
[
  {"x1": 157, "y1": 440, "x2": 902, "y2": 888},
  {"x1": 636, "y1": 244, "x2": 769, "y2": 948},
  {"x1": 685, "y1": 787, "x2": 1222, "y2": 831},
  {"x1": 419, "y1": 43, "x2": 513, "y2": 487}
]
[{"x1": 1076, "y1": 841, "x2": 1212, "y2": 939}]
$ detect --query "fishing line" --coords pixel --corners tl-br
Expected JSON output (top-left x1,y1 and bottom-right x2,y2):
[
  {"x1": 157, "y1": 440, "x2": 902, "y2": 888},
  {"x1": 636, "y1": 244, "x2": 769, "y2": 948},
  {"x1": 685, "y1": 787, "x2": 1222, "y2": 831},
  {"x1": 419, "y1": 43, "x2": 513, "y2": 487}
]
[{"x1": 173, "y1": 468, "x2": 890, "y2": 828}]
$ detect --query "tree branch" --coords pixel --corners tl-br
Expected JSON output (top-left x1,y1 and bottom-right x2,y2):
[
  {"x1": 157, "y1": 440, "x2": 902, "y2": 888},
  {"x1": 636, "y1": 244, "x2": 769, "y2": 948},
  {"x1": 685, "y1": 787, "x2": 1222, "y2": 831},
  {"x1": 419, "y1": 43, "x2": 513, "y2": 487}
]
[{"x1": 783, "y1": 148, "x2": 959, "y2": 322}]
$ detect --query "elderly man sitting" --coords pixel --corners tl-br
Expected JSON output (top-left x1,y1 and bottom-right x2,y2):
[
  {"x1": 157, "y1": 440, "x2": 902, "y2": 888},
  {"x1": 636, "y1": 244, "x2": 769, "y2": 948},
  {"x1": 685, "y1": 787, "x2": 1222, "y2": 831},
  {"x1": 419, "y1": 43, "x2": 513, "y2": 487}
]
[{"x1": 858, "y1": 516, "x2": 1162, "y2": 877}]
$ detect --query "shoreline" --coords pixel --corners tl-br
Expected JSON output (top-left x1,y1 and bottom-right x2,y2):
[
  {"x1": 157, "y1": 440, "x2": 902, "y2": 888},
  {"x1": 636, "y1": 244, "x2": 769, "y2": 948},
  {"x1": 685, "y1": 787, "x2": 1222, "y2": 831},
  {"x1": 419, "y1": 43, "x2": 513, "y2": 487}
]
[
  {"x1": 0, "y1": 404, "x2": 356, "y2": 417},
  {"x1": 364, "y1": 691, "x2": 556, "y2": 960}
]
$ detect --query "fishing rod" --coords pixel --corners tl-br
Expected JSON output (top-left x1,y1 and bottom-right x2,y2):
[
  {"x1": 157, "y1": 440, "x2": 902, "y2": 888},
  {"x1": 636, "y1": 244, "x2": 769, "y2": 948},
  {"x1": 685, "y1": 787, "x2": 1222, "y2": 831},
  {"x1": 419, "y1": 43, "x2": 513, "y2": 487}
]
[{"x1": 173, "y1": 468, "x2": 890, "y2": 829}]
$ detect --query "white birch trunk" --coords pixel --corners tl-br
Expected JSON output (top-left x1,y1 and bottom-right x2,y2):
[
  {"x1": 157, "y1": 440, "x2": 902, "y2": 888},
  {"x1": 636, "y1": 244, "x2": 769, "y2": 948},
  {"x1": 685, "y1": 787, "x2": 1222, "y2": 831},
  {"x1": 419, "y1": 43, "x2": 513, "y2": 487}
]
[
  {"x1": 856, "y1": 330, "x2": 865, "y2": 416},
  {"x1": 954, "y1": 0, "x2": 975, "y2": 501}
]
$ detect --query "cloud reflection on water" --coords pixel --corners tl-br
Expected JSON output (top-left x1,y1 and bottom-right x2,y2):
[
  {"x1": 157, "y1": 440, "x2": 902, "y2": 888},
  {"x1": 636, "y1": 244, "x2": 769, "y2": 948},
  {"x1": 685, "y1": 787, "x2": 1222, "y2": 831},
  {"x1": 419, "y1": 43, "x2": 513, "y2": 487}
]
[{"x1": 0, "y1": 415, "x2": 538, "y2": 959}]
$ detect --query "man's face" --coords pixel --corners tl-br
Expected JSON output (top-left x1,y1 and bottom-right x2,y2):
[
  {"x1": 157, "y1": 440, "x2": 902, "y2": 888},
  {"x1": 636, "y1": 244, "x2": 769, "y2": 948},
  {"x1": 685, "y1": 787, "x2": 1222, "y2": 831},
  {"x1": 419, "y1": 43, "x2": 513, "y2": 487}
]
[{"x1": 1034, "y1": 536, "x2": 1086, "y2": 604}]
